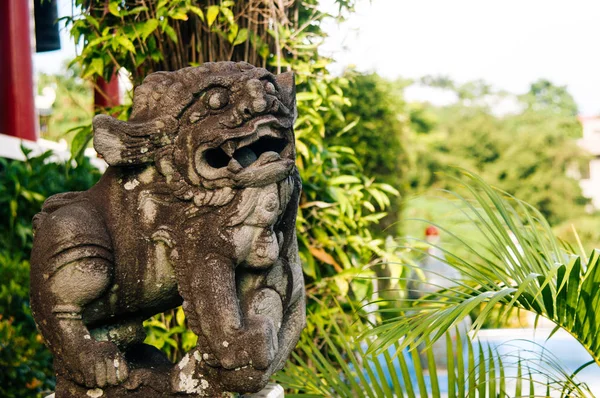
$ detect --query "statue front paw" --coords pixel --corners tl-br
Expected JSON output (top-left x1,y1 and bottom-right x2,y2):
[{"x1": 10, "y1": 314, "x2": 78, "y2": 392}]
[
  {"x1": 61, "y1": 341, "x2": 130, "y2": 388},
  {"x1": 217, "y1": 317, "x2": 278, "y2": 371}
]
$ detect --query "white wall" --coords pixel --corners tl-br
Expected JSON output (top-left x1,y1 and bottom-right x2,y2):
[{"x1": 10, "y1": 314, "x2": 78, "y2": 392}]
[
  {"x1": 580, "y1": 158, "x2": 600, "y2": 209},
  {"x1": 0, "y1": 134, "x2": 107, "y2": 171},
  {"x1": 577, "y1": 118, "x2": 600, "y2": 209}
]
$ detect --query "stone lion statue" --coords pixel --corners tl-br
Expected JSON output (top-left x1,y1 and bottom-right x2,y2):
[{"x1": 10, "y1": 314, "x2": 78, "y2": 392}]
[{"x1": 30, "y1": 62, "x2": 305, "y2": 397}]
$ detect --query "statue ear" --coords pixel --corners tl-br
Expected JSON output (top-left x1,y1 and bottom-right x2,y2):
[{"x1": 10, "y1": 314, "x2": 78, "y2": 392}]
[
  {"x1": 93, "y1": 114, "x2": 177, "y2": 166},
  {"x1": 275, "y1": 71, "x2": 296, "y2": 110}
]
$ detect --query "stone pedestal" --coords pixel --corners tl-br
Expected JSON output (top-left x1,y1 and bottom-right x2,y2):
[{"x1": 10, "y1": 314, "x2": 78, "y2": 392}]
[
  {"x1": 46, "y1": 383, "x2": 284, "y2": 398},
  {"x1": 244, "y1": 383, "x2": 284, "y2": 398}
]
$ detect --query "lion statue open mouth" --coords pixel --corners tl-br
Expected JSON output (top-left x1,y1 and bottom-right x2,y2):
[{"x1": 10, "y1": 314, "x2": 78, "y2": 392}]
[
  {"x1": 195, "y1": 117, "x2": 294, "y2": 187},
  {"x1": 30, "y1": 62, "x2": 305, "y2": 397}
]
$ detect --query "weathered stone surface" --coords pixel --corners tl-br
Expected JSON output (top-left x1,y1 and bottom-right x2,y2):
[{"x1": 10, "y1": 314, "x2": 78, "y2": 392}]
[{"x1": 31, "y1": 62, "x2": 305, "y2": 397}]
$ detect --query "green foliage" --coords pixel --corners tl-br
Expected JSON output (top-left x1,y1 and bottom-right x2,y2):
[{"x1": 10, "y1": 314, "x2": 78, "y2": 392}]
[
  {"x1": 406, "y1": 78, "x2": 587, "y2": 226},
  {"x1": 64, "y1": 0, "x2": 358, "y2": 85},
  {"x1": 0, "y1": 149, "x2": 101, "y2": 397},
  {"x1": 294, "y1": 71, "x2": 399, "y2": 300},
  {"x1": 327, "y1": 71, "x2": 408, "y2": 230},
  {"x1": 522, "y1": 79, "x2": 579, "y2": 118},
  {"x1": 517, "y1": 79, "x2": 582, "y2": 142},
  {"x1": 143, "y1": 307, "x2": 198, "y2": 363},
  {"x1": 0, "y1": 148, "x2": 102, "y2": 252},
  {"x1": 0, "y1": 251, "x2": 54, "y2": 398},
  {"x1": 327, "y1": 72, "x2": 408, "y2": 187},
  {"x1": 555, "y1": 214, "x2": 600, "y2": 254}
]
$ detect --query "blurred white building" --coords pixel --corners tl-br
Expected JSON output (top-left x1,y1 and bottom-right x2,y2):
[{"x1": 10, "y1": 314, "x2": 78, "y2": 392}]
[{"x1": 577, "y1": 116, "x2": 600, "y2": 209}]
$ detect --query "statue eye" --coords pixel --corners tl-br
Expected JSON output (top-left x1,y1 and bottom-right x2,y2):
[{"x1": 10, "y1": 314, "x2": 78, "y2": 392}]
[
  {"x1": 264, "y1": 81, "x2": 277, "y2": 95},
  {"x1": 207, "y1": 90, "x2": 229, "y2": 110}
]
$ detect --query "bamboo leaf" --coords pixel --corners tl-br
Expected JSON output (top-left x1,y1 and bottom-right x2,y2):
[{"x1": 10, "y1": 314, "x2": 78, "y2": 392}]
[
  {"x1": 108, "y1": 1, "x2": 120, "y2": 17},
  {"x1": 138, "y1": 19, "x2": 159, "y2": 40},
  {"x1": 329, "y1": 175, "x2": 361, "y2": 185},
  {"x1": 206, "y1": 5, "x2": 219, "y2": 28},
  {"x1": 189, "y1": 6, "x2": 205, "y2": 21},
  {"x1": 233, "y1": 28, "x2": 248, "y2": 46},
  {"x1": 116, "y1": 36, "x2": 136, "y2": 53},
  {"x1": 163, "y1": 25, "x2": 178, "y2": 43}
]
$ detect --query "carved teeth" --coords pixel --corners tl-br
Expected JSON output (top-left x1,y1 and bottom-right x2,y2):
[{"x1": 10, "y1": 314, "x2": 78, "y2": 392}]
[
  {"x1": 199, "y1": 123, "x2": 288, "y2": 177},
  {"x1": 237, "y1": 134, "x2": 258, "y2": 151},
  {"x1": 227, "y1": 158, "x2": 243, "y2": 173},
  {"x1": 236, "y1": 126, "x2": 281, "y2": 151},
  {"x1": 256, "y1": 125, "x2": 280, "y2": 139},
  {"x1": 221, "y1": 141, "x2": 237, "y2": 157}
]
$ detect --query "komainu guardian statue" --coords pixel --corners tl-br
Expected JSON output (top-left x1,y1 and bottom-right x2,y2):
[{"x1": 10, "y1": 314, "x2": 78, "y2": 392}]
[{"x1": 30, "y1": 62, "x2": 305, "y2": 397}]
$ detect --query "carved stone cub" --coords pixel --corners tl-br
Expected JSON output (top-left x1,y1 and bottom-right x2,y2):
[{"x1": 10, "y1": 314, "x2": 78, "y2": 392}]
[{"x1": 30, "y1": 62, "x2": 305, "y2": 397}]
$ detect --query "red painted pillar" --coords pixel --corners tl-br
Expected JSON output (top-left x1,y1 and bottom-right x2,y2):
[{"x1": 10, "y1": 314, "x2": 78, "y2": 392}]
[
  {"x1": 0, "y1": 0, "x2": 38, "y2": 141},
  {"x1": 94, "y1": 74, "x2": 121, "y2": 110}
]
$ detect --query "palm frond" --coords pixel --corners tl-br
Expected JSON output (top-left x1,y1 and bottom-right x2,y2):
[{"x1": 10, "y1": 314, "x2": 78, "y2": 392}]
[
  {"x1": 366, "y1": 170, "x2": 600, "y2": 388},
  {"x1": 276, "y1": 302, "x2": 587, "y2": 396}
]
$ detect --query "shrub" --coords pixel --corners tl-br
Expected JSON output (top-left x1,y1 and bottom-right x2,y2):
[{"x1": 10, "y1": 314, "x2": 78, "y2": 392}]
[{"x1": 0, "y1": 149, "x2": 101, "y2": 397}]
